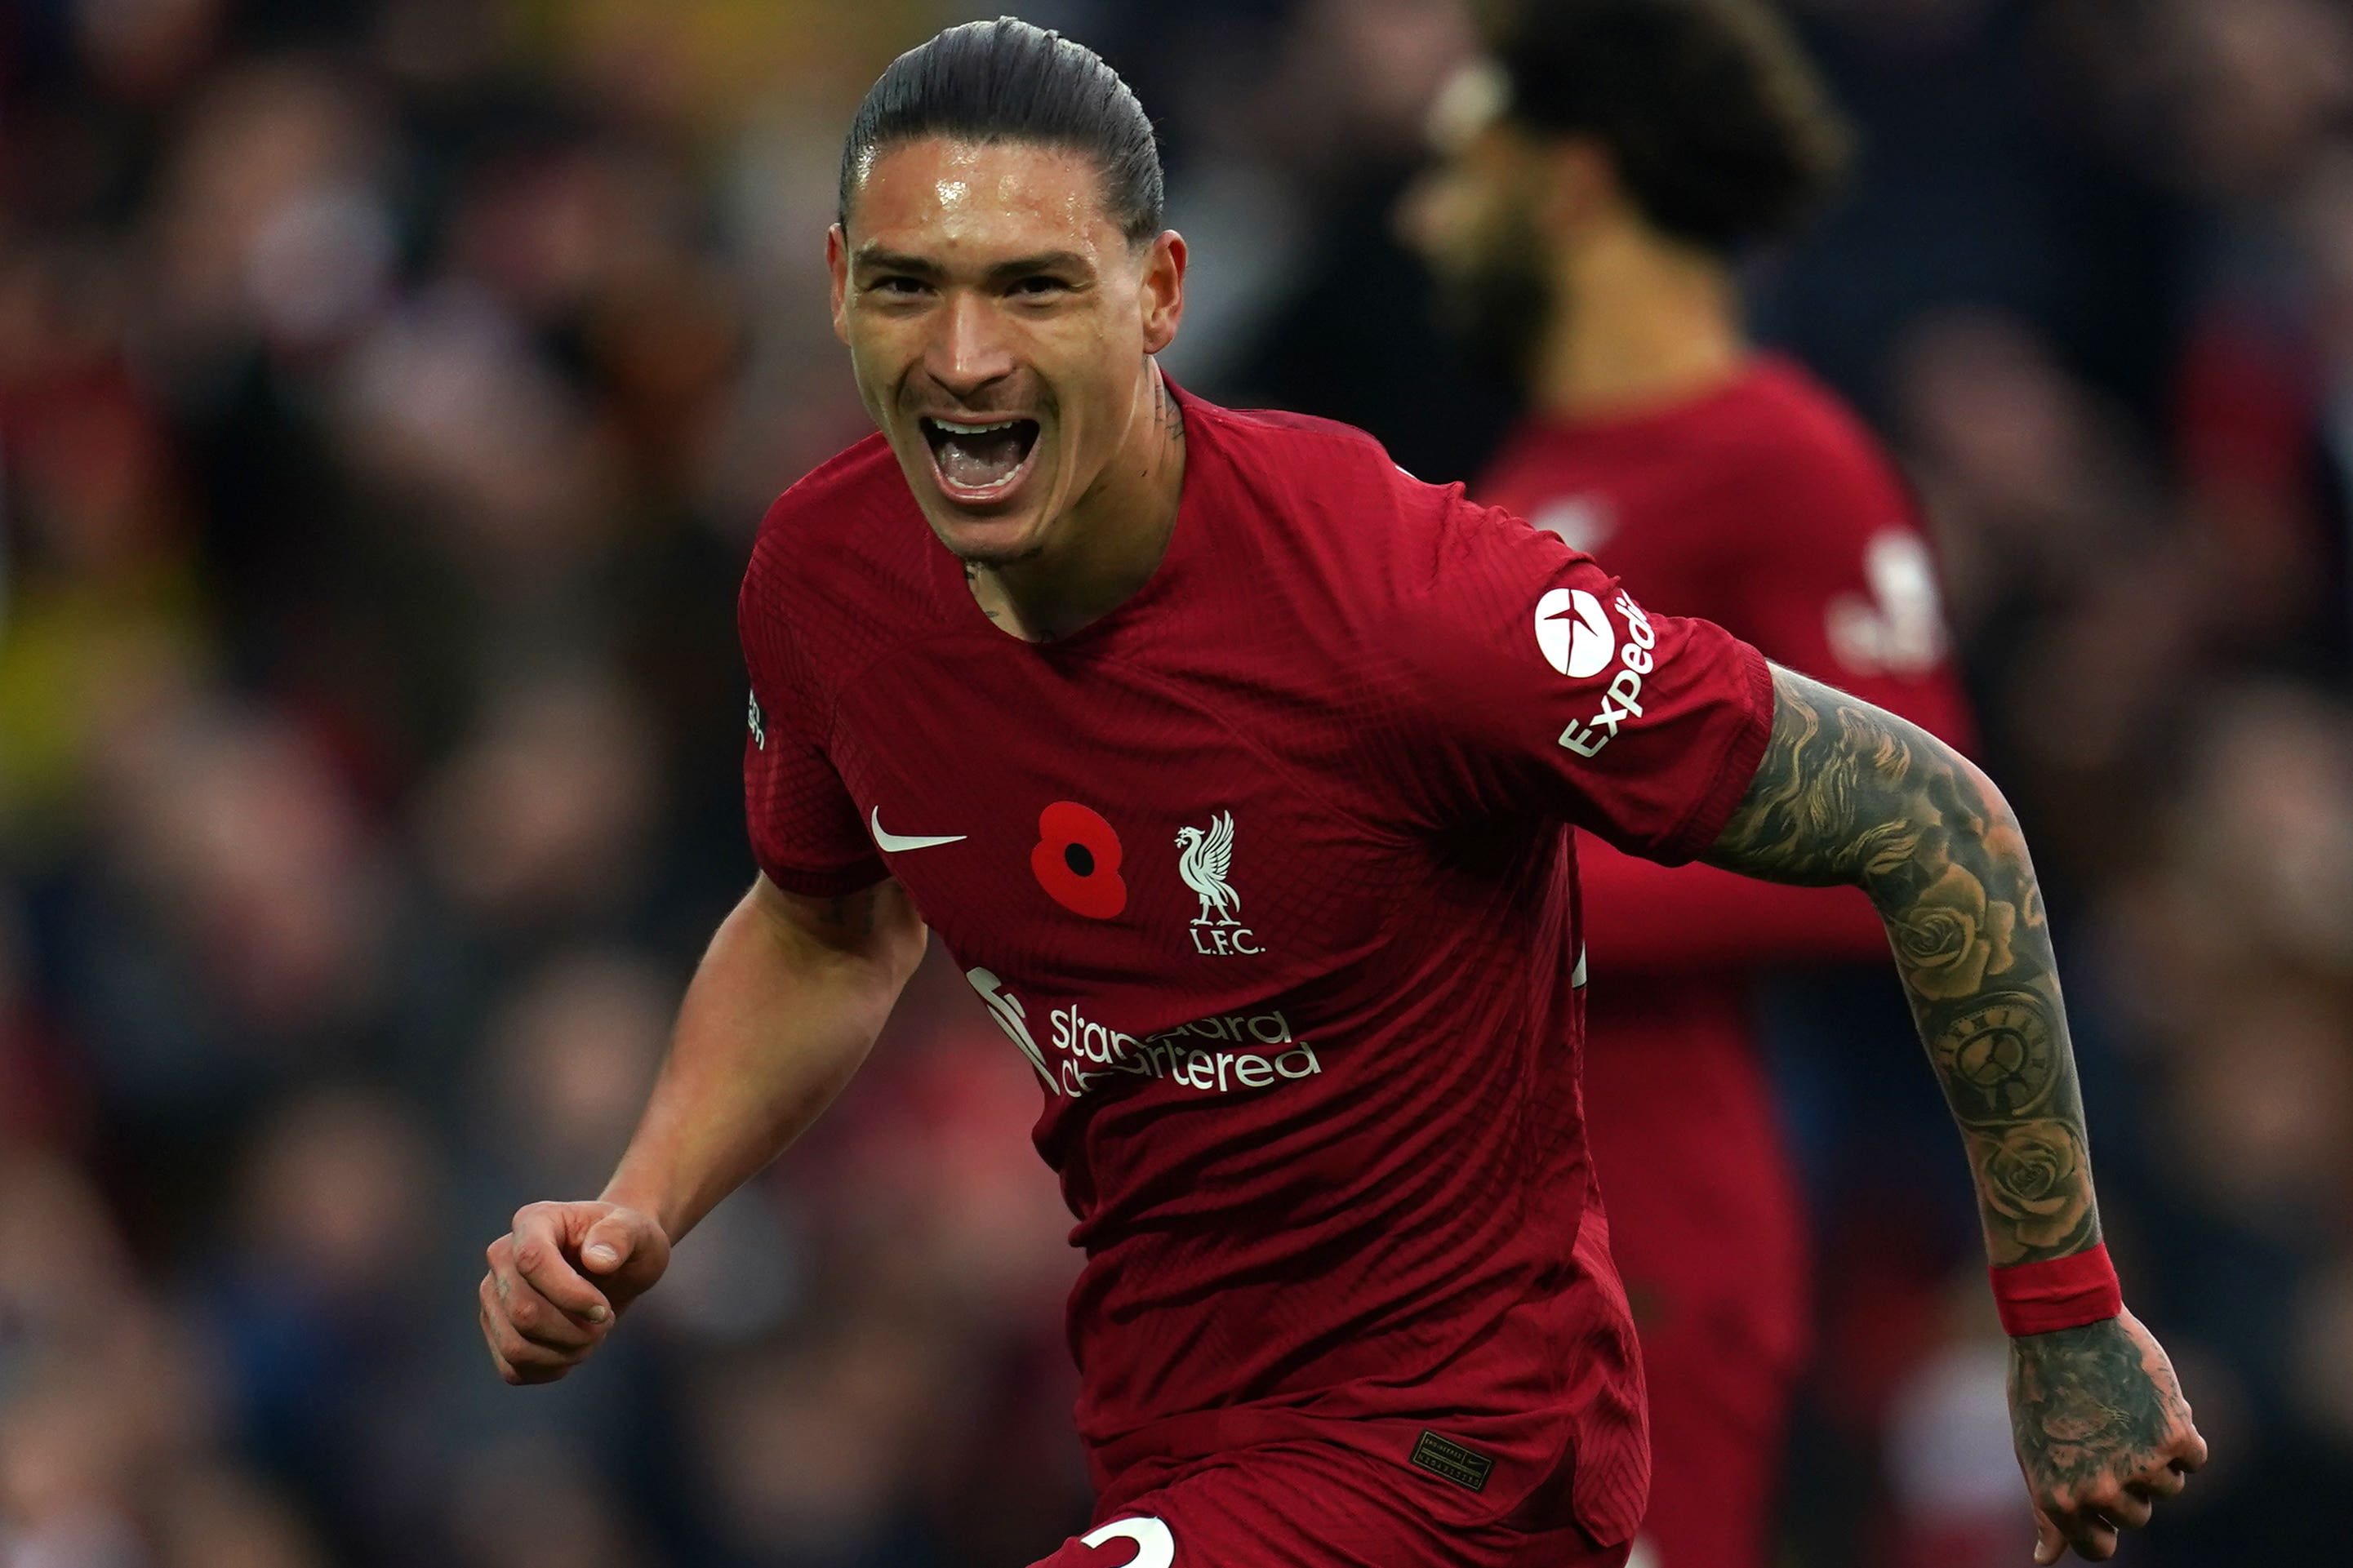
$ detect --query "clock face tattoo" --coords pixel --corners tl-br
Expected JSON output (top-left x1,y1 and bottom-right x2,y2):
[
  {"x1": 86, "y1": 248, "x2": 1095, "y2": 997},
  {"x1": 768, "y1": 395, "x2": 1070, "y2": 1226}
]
[{"x1": 1935, "y1": 994, "x2": 2058, "y2": 1122}]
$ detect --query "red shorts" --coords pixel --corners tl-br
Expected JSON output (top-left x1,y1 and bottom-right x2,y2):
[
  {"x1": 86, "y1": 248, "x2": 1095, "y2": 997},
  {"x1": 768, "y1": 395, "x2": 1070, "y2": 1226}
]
[{"x1": 1025, "y1": 1441, "x2": 1632, "y2": 1568}]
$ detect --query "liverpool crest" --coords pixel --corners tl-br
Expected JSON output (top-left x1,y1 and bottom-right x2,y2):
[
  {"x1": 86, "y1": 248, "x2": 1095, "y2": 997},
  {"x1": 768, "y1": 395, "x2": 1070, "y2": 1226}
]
[{"x1": 1175, "y1": 811, "x2": 1261, "y2": 955}]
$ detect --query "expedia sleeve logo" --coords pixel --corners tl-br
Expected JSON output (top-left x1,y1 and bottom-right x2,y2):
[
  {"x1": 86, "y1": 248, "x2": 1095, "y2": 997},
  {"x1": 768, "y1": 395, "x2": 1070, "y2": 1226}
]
[
  {"x1": 1535, "y1": 587, "x2": 1617, "y2": 677},
  {"x1": 1540, "y1": 588, "x2": 1658, "y2": 759}
]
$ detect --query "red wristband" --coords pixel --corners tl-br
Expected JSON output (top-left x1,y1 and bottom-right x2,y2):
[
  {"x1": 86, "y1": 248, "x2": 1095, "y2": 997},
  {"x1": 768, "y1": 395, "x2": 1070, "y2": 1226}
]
[{"x1": 1990, "y1": 1243, "x2": 2124, "y2": 1336}]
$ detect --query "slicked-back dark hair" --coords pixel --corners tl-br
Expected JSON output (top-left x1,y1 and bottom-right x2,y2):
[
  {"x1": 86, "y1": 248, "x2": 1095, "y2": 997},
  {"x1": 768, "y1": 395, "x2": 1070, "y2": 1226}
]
[
  {"x1": 838, "y1": 16, "x2": 1163, "y2": 243},
  {"x1": 1488, "y1": 0, "x2": 1852, "y2": 254}
]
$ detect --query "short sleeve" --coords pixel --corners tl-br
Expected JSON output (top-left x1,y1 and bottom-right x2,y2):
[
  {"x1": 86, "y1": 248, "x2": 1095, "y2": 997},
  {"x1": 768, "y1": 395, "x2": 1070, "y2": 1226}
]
[
  {"x1": 739, "y1": 545, "x2": 886, "y2": 897},
  {"x1": 1401, "y1": 494, "x2": 1775, "y2": 864}
]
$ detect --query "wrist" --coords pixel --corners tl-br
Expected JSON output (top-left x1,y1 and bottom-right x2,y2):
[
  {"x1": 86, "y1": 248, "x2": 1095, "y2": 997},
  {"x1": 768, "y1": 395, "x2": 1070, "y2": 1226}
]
[
  {"x1": 1991, "y1": 1242, "x2": 2123, "y2": 1337},
  {"x1": 598, "y1": 1175, "x2": 683, "y2": 1242}
]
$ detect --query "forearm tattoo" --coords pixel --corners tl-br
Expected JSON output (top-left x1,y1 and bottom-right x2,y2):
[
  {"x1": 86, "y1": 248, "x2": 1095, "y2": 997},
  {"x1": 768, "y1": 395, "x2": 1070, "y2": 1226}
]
[{"x1": 1704, "y1": 664, "x2": 2098, "y2": 1267}]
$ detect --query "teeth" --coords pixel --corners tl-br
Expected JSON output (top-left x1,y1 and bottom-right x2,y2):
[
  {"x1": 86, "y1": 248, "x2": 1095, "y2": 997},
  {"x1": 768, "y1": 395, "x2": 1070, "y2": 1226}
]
[{"x1": 932, "y1": 419, "x2": 1017, "y2": 435}]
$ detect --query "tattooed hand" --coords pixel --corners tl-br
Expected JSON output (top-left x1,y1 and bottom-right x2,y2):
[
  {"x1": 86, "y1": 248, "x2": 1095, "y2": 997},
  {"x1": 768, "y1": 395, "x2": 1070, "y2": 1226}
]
[
  {"x1": 1702, "y1": 664, "x2": 2208, "y2": 1558},
  {"x1": 2013, "y1": 1310, "x2": 2206, "y2": 1562}
]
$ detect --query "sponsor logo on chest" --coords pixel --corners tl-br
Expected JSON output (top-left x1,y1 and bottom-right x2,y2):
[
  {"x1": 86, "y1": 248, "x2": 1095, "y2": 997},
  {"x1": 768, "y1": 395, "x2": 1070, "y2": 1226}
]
[{"x1": 967, "y1": 966, "x2": 1319, "y2": 1099}]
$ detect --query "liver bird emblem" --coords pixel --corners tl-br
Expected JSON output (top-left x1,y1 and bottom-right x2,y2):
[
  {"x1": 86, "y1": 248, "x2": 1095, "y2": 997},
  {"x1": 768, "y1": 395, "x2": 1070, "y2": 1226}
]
[{"x1": 1175, "y1": 811, "x2": 1242, "y2": 926}]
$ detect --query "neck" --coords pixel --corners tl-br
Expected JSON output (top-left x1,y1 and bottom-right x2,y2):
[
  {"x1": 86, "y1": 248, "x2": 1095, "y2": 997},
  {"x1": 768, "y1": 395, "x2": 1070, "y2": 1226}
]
[
  {"x1": 969, "y1": 363, "x2": 1185, "y2": 642},
  {"x1": 1532, "y1": 220, "x2": 1749, "y2": 421}
]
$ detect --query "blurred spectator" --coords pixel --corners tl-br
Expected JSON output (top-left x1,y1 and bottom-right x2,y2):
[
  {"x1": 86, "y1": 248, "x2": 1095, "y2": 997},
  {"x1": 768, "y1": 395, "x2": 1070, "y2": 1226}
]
[
  {"x1": 414, "y1": 669, "x2": 663, "y2": 931},
  {"x1": 199, "y1": 1088, "x2": 447, "y2": 1558},
  {"x1": 148, "y1": 1466, "x2": 331, "y2": 1568},
  {"x1": 444, "y1": 1435, "x2": 656, "y2": 1568}
]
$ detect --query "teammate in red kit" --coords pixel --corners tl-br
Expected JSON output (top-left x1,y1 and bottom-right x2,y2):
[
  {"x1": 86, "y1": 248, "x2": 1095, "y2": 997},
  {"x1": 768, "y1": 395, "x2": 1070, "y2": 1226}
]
[
  {"x1": 475, "y1": 19, "x2": 2204, "y2": 1567},
  {"x1": 1402, "y1": 5, "x2": 1971, "y2": 1564}
]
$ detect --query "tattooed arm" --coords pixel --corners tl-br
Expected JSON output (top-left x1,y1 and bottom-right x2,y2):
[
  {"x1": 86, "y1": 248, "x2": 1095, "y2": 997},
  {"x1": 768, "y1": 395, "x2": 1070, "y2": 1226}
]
[{"x1": 1702, "y1": 663, "x2": 2207, "y2": 1565}]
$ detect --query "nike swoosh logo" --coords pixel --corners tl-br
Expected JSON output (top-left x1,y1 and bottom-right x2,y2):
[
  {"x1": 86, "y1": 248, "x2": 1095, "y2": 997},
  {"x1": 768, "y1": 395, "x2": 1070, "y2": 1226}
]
[{"x1": 870, "y1": 807, "x2": 967, "y2": 854}]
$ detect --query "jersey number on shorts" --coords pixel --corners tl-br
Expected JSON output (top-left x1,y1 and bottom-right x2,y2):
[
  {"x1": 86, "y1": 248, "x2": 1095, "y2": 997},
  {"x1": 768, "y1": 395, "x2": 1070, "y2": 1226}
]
[{"x1": 1082, "y1": 1516, "x2": 1175, "y2": 1566}]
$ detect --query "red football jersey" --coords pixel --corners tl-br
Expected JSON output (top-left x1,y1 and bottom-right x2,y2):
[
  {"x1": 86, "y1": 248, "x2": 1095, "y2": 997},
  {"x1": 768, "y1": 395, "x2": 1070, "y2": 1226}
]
[
  {"x1": 1475, "y1": 356, "x2": 1973, "y2": 1523},
  {"x1": 739, "y1": 384, "x2": 1774, "y2": 1547}
]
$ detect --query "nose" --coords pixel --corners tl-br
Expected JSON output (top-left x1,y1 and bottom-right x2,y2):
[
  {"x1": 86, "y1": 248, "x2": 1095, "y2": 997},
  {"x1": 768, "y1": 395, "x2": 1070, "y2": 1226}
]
[{"x1": 924, "y1": 291, "x2": 1016, "y2": 402}]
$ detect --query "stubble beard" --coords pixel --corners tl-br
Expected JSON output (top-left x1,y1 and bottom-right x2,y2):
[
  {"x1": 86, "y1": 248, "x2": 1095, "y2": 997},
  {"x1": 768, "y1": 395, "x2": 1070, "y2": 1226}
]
[{"x1": 1436, "y1": 215, "x2": 1557, "y2": 397}]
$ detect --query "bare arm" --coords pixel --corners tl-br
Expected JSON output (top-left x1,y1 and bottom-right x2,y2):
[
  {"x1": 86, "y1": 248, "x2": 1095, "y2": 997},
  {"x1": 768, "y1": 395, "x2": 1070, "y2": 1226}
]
[
  {"x1": 479, "y1": 873, "x2": 925, "y2": 1384},
  {"x1": 1701, "y1": 662, "x2": 2205, "y2": 1564},
  {"x1": 603, "y1": 873, "x2": 927, "y2": 1238}
]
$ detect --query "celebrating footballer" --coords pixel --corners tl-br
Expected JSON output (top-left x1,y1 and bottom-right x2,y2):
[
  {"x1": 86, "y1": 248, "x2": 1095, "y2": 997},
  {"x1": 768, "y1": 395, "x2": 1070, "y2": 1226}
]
[{"x1": 478, "y1": 15, "x2": 2206, "y2": 1566}]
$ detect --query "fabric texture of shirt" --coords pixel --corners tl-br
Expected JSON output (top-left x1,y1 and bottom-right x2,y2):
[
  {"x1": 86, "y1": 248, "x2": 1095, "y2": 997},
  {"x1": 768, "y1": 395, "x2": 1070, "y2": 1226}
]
[{"x1": 740, "y1": 384, "x2": 1773, "y2": 1546}]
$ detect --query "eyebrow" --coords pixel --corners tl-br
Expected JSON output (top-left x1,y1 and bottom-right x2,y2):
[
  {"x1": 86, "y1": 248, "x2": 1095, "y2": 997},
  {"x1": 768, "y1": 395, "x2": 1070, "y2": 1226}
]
[{"x1": 852, "y1": 246, "x2": 1095, "y2": 283}]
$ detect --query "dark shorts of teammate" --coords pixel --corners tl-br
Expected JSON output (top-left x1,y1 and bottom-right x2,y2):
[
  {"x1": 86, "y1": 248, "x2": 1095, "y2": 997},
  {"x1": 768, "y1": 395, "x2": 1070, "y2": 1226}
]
[{"x1": 1025, "y1": 1440, "x2": 1633, "y2": 1568}]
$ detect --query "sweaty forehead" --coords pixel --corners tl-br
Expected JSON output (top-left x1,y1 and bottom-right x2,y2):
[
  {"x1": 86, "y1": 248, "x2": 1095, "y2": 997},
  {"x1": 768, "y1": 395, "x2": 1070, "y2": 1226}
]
[{"x1": 847, "y1": 137, "x2": 1119, "y2": 260}]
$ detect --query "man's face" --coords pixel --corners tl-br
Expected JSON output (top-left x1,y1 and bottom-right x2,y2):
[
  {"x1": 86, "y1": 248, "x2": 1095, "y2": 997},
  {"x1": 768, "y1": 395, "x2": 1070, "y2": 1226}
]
[
  {"x1": 1400, "y1": 73, "x2": 1555, "y2": 389},
  {"x1": 830, "y1": 137, "x2": 1183, "y2": 566}
]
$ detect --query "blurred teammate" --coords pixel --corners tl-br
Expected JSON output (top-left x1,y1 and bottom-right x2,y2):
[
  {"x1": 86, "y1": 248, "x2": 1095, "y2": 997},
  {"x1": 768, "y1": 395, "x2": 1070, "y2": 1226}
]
[
  {"x1": 1403, "y1": 4, "x2": 1972, "y2": 1563},
  {"x1": 476, "y1": 19, "x2": 2201, "y2": 1567}
]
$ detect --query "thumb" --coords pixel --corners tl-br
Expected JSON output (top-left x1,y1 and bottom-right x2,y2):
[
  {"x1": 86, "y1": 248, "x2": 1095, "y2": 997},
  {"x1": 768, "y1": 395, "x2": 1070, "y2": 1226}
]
[
  {"x1": 580, "y1": 1212, "x2": 638, "y2": 1274},
  {"x1": 2033, "y1": 1508, "x2": 2065, "y2": 1565}
]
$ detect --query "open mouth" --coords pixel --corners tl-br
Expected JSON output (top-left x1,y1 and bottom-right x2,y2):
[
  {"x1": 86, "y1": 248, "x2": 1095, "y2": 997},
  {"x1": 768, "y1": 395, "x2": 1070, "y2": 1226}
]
[{"x1": 919, "y1": 415, "x2": 1041, "y2": 501}]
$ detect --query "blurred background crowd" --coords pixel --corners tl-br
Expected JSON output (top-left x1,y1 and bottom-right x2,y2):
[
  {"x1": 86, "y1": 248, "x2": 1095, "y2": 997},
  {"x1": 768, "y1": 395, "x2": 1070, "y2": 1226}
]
[{"x1": 4, "y1": 0, "x2": 2352, "y2": 1563}]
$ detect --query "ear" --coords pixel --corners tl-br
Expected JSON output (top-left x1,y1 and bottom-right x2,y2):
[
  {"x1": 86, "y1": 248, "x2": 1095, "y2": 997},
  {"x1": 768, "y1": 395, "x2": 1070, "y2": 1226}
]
[
  {"x1": 1534, "y1": 137, "x2": 1622, "y2": 242},
  {"x1": 1138, "y1": 230, "x2": 1187, "y2": 356},
  {"x1": 827, "y1": 224, "x2": 851, "y2": 345}
]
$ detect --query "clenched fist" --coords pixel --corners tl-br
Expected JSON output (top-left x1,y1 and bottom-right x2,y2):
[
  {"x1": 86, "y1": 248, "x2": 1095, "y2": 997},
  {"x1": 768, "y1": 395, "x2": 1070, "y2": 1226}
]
[
  {"x1": 478, "y1": 1201, "x2": 670, "y2": 1385},
  {"x1": 2012, "y1": 1308, "x2": 2208, "y2": 1563}
]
